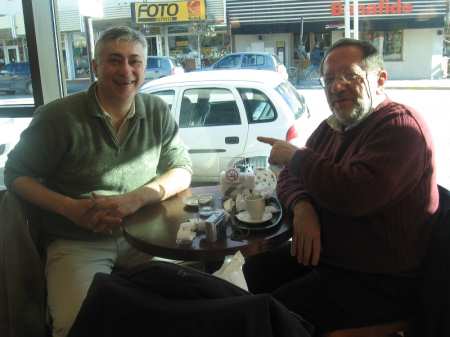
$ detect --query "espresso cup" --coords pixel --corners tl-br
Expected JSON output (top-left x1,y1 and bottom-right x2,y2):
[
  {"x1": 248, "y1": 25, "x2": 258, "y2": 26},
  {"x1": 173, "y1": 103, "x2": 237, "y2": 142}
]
[{"x1": 245, "y1": 194, "x2": 265, "y2": 220}]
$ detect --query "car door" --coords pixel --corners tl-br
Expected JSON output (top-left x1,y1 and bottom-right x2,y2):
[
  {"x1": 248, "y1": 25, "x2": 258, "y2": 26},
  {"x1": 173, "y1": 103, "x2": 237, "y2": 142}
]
[{"x1": 176, "y1": 86, "x2": 248, "y2": 179}]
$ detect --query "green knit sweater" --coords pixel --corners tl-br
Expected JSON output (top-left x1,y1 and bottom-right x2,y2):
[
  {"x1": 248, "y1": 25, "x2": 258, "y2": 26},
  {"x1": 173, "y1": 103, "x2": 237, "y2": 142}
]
[{"x1": 4, "y1": 84, "x2": 192, "y2": 240}]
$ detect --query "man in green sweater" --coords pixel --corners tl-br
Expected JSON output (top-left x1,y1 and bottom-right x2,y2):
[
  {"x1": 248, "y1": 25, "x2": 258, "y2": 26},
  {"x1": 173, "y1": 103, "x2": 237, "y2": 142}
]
[{"x1": 4, "y1": 26, "x2": 192, "y2": 337}]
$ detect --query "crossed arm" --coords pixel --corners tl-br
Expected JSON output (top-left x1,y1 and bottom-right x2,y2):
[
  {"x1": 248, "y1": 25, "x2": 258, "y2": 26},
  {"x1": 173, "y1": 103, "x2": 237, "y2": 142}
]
[{"x1": 11, "y1": 167, "x2": 191, "y2": 234}]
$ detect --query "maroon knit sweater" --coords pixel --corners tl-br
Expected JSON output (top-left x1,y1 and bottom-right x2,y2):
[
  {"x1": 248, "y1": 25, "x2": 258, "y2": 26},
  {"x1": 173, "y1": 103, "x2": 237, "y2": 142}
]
[{"x1": 277, "y1": 99, "x2": 439, "y2": 274}]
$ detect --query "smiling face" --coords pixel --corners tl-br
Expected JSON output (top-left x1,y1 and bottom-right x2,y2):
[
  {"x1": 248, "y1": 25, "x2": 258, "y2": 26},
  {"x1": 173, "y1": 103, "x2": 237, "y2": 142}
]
[
  {"x1": 92, "y1": 39, "x2": 146, "y2": 106},
  {"x1": 322, "y1": 46, "x2": 381, "y2": 126}
]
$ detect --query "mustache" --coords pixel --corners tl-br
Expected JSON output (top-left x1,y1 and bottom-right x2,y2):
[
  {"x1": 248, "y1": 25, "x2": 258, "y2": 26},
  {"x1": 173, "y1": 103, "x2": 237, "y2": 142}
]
[{"x1": 330, "y1": 93, "x2": 354, "y2": 103}]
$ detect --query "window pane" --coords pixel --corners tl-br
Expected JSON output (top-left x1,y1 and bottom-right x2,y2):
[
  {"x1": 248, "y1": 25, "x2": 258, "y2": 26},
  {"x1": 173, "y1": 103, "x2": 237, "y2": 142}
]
[
  {"x1": 275, "y1": 82, "x2": 305, "y2": 120},
  {"x1": 42, "y1": 0, "x2": 449, "y2": 188},
  {"x1": 151, "y1": 90, "x2": 175, "y2": 111},
  {"x1": 238, "y1": 88, "x2": 277, "y2": 123},
  {"x1": 216, "y1": 55, "x2": 240, "y2": 68},
  {"x1": 55, "y1": 3, "x2": 92, "y2": 95},
  {"x1": 0, "y1": 1, "x2": 34, "y2": 105},
  {"x1": 180, "y1": 88, "x2": 240, "y2": 127},
  {"x1": 361, "y1": 31, "x2": 403, "y2": 61}
]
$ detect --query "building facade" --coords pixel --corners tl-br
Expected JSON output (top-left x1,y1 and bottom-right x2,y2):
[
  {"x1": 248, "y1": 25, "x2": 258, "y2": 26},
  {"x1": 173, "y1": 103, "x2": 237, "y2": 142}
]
[
  {"x1": 227, "y1": 0, "x2": 449, "y2": 80},
  {"x1": 0, "y1": 0, "x2": 448, "y2": 80},
  {"x1": 0, "y1": 0, "x2": 229, "y2": 79}
]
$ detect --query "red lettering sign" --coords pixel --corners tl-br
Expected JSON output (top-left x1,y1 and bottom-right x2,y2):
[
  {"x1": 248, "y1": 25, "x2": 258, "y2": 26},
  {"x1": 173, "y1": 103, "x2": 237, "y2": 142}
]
[{"x1": 330, "y1": 0, "x2": 414, "y2": 16}]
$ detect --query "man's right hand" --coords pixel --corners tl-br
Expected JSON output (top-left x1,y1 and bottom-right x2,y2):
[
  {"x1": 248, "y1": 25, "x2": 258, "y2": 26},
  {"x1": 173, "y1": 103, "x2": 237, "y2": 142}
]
[
  {"x1": 291, "y1": 200, "x2": 321, "y2": 266},
  {"x1": 63, "y1": 198, "x2": 123, "y2": 234}
]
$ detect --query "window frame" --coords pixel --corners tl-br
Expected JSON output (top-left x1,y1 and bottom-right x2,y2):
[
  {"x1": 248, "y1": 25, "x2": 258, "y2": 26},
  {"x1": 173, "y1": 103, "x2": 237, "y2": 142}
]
[{"x1": 0, "y1": 0, "x2": 64, "y2": 118}]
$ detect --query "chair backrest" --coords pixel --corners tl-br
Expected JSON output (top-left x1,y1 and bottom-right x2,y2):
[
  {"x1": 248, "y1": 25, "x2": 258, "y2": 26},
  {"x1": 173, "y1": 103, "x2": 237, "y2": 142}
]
[
  {"x1": 179, "y1": 97, "x2": 194, "y2": 128},
  {"x1": 418, "y1": 184, "x2": 450, "y2": 337},
  {"x1": 204, "y1": 101, "x2": 241, "y2": 126},
  {"x1": 324, "y1": 185, "x2": 450, "y2": 337}
]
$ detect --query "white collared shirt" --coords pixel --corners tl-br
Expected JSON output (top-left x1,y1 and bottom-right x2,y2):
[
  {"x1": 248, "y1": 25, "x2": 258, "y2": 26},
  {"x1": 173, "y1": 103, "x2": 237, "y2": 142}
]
[{"x1": 94, "y1": 89, "x2": 135, "y2": 144}]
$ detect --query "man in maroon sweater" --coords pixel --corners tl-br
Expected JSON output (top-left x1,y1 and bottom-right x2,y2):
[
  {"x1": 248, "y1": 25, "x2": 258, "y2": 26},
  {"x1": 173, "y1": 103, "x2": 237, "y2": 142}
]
[{"x1": 245, "y1": 38, "x2": 439, "y2": 334}]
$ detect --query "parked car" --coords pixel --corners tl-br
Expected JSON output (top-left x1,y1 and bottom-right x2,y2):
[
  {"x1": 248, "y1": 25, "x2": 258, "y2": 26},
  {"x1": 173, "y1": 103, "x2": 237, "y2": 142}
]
[
  {"x1": 210, "y1": 52, "x2": 289, "y2": 80},
  {"x1": 140, "y1": 69, "x2": 309, "y2": 182},
  {"x1": 145, "y1": 56, "x2": 184, "y2": 81},
  {"x1": 0, "y1": 62, "x2": 33, "y2": 95}
]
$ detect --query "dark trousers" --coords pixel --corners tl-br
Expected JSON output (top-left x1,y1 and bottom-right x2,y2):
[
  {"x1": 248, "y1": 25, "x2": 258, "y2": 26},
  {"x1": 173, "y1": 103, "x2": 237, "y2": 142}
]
[{"x1": 243, "y1": 243, "x2": 420, "y2": 335}]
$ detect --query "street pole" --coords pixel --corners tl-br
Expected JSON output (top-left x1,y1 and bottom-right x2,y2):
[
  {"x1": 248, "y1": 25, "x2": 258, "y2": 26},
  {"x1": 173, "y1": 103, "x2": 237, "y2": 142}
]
[
  {"x1": 344, "y1": 0, "x2": 351, "y2": 38},
  {"x1": 83, "y1": 16, "x2": 96, "y2": 82},
  {"x1": 197, "y1": 23, "x2": 202, "y2": 69},
  {"x1": 353, "y1": 0, "x2": 359, "y2": 39},
  {"x1": 300, "y1": 16, "x2": 304, "y2": 45}
]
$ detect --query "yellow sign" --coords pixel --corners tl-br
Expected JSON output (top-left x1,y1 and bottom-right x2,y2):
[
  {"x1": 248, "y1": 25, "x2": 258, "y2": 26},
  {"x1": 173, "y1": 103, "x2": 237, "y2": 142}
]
[
  {"x1": 133, "y1": 0, "x2": 206, "y2": 24},
  {"x1": 176, "y1": 40, "x2": 189, "y2": 47}
]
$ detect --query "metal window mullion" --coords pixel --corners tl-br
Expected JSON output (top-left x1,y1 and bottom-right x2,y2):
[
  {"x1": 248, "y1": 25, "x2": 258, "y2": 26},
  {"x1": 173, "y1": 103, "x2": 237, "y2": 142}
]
[{"x1": 30, "y1": 0, "x2": 64, "y2": 103}]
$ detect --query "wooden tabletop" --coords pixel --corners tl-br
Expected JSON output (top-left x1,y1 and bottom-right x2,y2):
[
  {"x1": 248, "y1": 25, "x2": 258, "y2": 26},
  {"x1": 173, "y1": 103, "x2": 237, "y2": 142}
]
[{"x1": 122, "y1": 185, "x2": 292, "y2": 262}]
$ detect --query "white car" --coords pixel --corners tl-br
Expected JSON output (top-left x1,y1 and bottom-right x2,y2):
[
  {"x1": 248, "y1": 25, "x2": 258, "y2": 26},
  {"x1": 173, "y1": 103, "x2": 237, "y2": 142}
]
[{"x1": 140, "y1": 69, "x2": 310, "y2": 182}]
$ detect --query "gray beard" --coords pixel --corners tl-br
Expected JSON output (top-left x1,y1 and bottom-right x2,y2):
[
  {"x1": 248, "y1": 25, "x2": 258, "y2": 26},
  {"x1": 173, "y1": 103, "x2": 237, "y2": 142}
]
[{"x1": 337, "y1": 97, "x2": 371, "y2": 127}]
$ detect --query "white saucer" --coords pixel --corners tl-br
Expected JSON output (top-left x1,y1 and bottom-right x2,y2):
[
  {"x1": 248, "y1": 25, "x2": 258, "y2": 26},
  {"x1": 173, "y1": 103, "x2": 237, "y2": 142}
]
[
  {"x1": 236, "y1": 211, "x2": 272, "y2": 224},
  {"x1": 182, "y1": 195, "x2": 199, "y2": 207}
]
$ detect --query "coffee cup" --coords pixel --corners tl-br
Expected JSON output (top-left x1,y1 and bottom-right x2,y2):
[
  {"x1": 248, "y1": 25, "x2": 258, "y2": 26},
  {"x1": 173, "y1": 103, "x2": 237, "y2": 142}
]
[{"x1": 245, "y1": 194, "x2": 265, "y2": 220}]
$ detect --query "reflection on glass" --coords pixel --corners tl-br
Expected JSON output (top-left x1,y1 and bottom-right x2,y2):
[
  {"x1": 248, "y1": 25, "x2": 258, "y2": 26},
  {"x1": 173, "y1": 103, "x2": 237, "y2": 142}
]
[{"x1": 0, "y1": 0, "x2": 34, "y2": 103}]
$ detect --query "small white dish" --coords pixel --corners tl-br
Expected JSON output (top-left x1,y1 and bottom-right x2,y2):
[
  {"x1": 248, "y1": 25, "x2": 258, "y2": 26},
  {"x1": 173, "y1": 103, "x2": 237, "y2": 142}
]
[
  {"x1": 182, "y1": 195, "x2": 199, "y2": 207},
  {"x1": 236, "y1": 211, "x2": 272, "y2": 224}
]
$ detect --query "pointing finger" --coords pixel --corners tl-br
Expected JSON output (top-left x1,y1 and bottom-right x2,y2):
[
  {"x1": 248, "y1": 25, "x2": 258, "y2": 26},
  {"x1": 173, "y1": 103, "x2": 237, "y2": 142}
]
[{"x1": 257, "y1": 136, "x2": 280, "y2": 146}]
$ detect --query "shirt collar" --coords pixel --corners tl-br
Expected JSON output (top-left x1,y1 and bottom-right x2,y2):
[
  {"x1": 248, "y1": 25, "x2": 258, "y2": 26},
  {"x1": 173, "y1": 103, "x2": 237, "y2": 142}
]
[
  {"x1": 93, "y1": 84, "x2": 135, "y2": 120},
  {"x1": 87, "y1": 82, "x2": 144, "y2": 119}
]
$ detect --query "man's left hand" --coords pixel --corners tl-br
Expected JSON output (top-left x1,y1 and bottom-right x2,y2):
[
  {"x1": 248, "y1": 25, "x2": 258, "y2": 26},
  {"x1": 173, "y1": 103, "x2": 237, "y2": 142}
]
[
  {"x1": 257, "y1": 136, "x2": 298, "y2": 166},
  {"x1": 92, "y1": 193, "x2": 140, "y2": 219}
]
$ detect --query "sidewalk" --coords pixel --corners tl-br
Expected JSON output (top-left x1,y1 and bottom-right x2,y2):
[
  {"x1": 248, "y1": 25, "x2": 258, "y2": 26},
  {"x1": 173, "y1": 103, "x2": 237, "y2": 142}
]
[
  {"x1": 385, "y1": 79, "x2": 450, "y2": 90},
  {"x1": 296, "y1": 79, "x2": 450, "y2": 90}
]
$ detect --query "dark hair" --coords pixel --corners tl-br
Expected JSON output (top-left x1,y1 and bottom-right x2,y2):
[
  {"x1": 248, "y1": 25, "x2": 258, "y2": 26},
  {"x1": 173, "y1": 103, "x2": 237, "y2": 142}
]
[
  {"x1": 319, "y1": 38, "x2": 384, "y2": 75},
  {"x1": 94, "y1": 26, "x2": 147, "y2": 62}
]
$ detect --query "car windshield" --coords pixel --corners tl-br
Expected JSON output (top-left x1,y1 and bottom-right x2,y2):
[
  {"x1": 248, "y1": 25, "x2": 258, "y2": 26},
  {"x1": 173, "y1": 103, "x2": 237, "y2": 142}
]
[{"x1": 276, "y1": 81, "x2": 306, "y2": 119}]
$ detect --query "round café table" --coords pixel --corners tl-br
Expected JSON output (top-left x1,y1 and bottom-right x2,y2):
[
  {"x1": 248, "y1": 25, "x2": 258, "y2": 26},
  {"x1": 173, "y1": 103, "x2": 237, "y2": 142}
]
[{"x1": 122, "y1": 185, "x2": 292, "y2": 262}]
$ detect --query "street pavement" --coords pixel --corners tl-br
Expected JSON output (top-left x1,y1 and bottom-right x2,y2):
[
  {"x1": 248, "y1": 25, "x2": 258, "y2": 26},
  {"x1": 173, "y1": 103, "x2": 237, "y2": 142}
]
[{"x1": 296, "y1": 78, "x2": 450, "y2": 90}]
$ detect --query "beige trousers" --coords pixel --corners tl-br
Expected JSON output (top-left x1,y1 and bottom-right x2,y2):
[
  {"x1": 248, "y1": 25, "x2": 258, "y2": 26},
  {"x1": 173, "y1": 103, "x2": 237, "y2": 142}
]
[{"x1": 45, "y1": 237, "x2": 152, "y2": 337}]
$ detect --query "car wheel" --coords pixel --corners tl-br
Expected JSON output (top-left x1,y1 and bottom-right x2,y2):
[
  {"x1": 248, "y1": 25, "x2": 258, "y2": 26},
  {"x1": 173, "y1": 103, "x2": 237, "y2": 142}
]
[{"x1": 26, "y1": 82, "x2": 33, "y2": 95}]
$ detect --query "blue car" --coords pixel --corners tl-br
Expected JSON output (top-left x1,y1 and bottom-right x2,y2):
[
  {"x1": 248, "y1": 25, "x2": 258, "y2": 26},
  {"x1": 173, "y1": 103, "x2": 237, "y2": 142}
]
[
  {"x1": 145, "y1": 56, "x2": 184, "y2": 81},
  {"x1": 0, "y1": 62, "x2": 33, "y2": 95},
  {"x1": 210, "y1": 52, "x2": 288, "y2": 80}
]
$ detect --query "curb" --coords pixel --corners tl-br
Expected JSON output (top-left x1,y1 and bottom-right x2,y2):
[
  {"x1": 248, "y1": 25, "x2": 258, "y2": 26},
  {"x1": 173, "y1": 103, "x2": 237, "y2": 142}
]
[
  {"x1": 295, "y1": 84, "x2": 450, "y2": 90},
  {"x1": 385, "y1": 86, "x2": 450, "y2": 90}
]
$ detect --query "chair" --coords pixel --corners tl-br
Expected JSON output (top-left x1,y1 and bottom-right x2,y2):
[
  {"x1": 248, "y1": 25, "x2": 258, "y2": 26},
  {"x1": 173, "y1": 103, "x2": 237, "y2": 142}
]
[
  {"x1": 0, "y1": 190, "x2": 48, "y2": 337},
  {"x1": 323, "y1": 185, "x2": 450, "y2": 337},
  {"x1": 179, "y1": 97, "x2": 194, "y2": 128},
  {"x1": 204, "y1": 102, "x2": 241, "y2": 126},
  {"x1": 323, "y1": 320, "x2": 410, "y2": 337}
]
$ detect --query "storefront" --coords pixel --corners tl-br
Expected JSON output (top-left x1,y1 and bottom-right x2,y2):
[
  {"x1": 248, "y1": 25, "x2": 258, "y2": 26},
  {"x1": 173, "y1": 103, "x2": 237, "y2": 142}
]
[
  {"x1": 227, "y1": 0, "x2": 448, "y2": 80},
  {"x1": 132, "y1": 0, "x2": 230, "y2": 71},
  {"x1": 44, "y1": 0, "x2": 229, "y2": 80}
]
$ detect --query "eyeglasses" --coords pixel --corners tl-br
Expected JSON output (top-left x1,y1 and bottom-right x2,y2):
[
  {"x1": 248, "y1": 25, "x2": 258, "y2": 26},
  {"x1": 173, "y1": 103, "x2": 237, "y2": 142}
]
[{"x1": 319, "y1": 72, "x2": 365, "y2": 89}]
